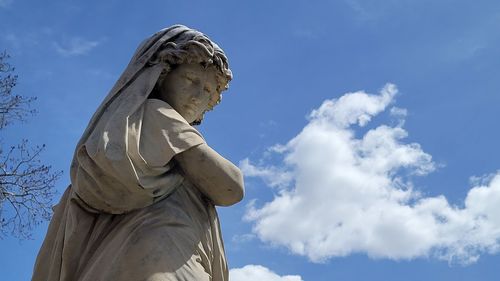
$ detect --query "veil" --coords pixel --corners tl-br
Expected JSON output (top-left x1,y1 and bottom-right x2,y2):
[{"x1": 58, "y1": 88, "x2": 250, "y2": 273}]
[
  {"x1": 70, "y1": 25, "x2": 209, "y2": 214},
  {"x1": 33, "y1": 25, "x2": 230, "y2": 281}
]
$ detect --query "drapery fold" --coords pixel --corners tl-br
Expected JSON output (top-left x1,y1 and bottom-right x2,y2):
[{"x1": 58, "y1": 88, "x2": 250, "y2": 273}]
[{"x1": 32, "y1": 25, "x2": 230, "y2": 281}]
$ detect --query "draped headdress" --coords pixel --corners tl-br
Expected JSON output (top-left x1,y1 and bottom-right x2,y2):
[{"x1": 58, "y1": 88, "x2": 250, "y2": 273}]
[{"x1": 70, "y1": 25, "x2": 231, "y2": 214}]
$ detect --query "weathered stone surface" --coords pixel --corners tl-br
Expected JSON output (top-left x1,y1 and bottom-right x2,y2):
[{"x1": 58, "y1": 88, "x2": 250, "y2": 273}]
[{"x1": 32, "y1": 25, "x2": 243, "y2": 281}]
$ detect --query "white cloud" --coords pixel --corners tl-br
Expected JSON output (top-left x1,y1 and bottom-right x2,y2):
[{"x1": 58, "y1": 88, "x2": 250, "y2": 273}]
[
  {"x1": 389, "y1": 106, "x2": 407, "y2": 118},
  {"x1": 54, "y1": 37, "x2": 102, "y2": 57},
  {"x1": 230, "y1": 265, "x2": 303, "y2": 281},
  {"x1": 309, "y1": 83, "x2": 396, "y2": 128},
  {"x1": 232, "y1": 233, "x2": 256, "y2": 243},
  {"x1": 242, "y1": 83, "x2": 500, "y2": 264},
  {"x1": 240, "y1": 158, "x2": 293, "y2": 189}
]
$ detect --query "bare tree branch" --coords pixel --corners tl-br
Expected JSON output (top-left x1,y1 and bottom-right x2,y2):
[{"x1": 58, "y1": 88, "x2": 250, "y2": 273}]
[
  {"x1": 0, "y1": 51, "x2": 61, "y2": 239},
  {"x1": 0, "y1": 51, "x2": 37, "y2": 129}
]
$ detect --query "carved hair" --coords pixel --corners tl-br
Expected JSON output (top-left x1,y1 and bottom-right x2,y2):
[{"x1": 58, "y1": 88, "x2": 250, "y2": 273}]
[{"x1": 148, "y1": 31, "x2": 232, "y2": 115}]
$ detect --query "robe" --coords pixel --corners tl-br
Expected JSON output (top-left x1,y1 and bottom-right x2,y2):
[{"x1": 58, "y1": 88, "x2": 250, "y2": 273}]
[{"x1": 32, "y1": 99, "x2": 228, "y2": 281}]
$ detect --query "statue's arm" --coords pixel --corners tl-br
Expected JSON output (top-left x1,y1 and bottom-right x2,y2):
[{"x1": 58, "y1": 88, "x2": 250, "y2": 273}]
[{"x1": 174, "y1": 143, "x2": 244, "y2": 206}]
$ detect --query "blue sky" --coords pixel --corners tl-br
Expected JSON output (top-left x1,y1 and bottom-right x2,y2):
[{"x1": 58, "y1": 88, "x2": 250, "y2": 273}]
[{"x1": 1, "y1": 0, "x2": 500, "y2": 280}]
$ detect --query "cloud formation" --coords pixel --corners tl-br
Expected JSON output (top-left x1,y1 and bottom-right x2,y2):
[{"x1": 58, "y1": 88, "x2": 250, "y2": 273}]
[
  {"x1": 54, "y1": 37, "x2": 101, "y2": 57},
  {"x1": 242, "y1": 84, "x2": 500, "y2": 264},
  {"x1": 230, "y1": 265, "x2": 303, "y2": 281}
]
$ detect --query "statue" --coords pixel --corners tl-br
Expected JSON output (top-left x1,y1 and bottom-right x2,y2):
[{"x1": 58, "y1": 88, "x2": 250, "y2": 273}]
[{"x1": 32, "y1": 25, "x2": 244, "y2": 281}]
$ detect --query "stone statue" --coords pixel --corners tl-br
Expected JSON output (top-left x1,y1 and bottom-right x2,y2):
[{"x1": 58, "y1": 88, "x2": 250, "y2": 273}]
[{"x1": 32, "y1": 25, "x2": 244, "y2": 281}]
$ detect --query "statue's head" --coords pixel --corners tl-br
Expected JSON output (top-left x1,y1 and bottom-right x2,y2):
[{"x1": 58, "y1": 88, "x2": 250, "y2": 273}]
[{"x1": 148, "y1": 27, "x2": 232, "y2": 125}]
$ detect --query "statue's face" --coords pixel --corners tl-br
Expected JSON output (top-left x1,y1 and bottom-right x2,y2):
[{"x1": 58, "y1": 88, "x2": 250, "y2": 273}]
[{"x1": 158, "y1": 63, "x2": 218, "y2": 123}]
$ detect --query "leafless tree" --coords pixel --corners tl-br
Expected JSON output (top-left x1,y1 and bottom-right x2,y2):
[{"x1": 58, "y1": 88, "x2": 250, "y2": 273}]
[{"x1": 0, "y1": 51, "x2": 61, "y2": 239}]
